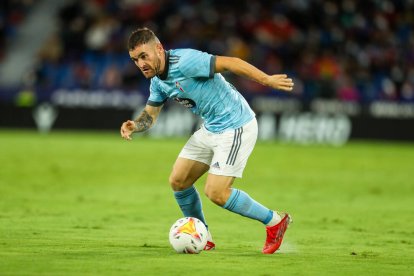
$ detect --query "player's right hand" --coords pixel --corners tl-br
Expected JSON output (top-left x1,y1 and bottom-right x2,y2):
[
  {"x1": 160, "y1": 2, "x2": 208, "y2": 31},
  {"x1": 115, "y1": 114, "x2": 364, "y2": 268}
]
[{"x1": 120, "y1": 120, "x2": 137, "y2": 141}]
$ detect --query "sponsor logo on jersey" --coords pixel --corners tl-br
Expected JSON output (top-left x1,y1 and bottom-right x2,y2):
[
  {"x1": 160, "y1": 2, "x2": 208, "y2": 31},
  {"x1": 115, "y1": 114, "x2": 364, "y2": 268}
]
[{"x1": 174, "y1": 97, "x2": 196, "y2": 108}]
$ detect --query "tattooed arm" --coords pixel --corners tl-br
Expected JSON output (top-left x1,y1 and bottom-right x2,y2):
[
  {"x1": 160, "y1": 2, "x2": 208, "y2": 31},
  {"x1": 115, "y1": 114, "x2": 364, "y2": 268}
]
[
  {"x1": 120, "y1": 105, "x2": 163, "y2": 140},
  {"x1": 133, "y1": 109, "x2": 154, "y2": 132}
]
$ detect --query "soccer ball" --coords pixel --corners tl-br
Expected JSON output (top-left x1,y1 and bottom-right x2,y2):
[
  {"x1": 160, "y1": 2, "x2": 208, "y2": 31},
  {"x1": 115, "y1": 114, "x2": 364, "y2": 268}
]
[{"x1": 169, "y1": 217, "x2": 208, "y2": 254}]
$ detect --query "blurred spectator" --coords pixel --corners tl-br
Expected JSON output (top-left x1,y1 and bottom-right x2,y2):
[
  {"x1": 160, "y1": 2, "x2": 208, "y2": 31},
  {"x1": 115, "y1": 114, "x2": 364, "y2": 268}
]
[
  {"x1": 400, "y1": 81, "x2": 414, "y2": 103},
  {"x1": 0, "y1": 0, "x2": 35, "y2": 61},
  {"x1": 336, "y1": 74, "x2": 360, "y2": 102}
]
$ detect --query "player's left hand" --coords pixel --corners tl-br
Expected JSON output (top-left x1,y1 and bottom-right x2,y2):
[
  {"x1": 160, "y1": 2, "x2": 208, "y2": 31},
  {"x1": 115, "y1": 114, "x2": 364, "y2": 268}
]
[{"x1": 266, "y1": 74, "x2": 294, "y2": 92}]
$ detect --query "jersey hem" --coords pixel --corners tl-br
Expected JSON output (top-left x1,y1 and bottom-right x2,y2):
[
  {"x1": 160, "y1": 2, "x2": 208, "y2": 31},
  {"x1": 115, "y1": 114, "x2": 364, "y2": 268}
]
[{"x1": 203, "y1": 115, "x2": 256, "y2": 134}]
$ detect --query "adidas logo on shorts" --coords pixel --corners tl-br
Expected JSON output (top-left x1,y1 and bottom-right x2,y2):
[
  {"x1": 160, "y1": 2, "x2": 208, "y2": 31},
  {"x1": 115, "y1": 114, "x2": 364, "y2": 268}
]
[{"x1": 211, "y1": 162, "x2": 220, "y2": 169}]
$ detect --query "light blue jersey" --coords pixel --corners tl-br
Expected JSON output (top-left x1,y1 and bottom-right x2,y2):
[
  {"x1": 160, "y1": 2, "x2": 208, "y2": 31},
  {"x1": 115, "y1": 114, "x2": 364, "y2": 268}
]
[{"x1": 147, "y1": 48, "x2": 255, "y2": 133}]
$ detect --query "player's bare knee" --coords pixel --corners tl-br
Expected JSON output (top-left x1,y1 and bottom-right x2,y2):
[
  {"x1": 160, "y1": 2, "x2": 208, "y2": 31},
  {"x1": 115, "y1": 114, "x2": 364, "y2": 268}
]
[
  {"x1": 204, "y1": 187, "x2": 227, "y2": 206},
  {"x1": 169, "y1": 174, "x2": 186, "y2": 191}
]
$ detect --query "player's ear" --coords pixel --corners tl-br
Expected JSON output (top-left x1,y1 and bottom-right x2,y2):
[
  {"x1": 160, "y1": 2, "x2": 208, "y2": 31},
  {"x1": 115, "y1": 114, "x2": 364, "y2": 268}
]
[{"x1": 156, "y1": 43, "x2": 163, "y2": 56}]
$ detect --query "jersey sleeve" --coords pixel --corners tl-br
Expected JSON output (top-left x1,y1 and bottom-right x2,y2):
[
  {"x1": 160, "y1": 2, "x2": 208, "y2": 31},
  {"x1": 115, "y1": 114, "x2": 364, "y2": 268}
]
[
  {"x1": 178, "y1": 49, "x2": 216, "y2": 79},
  {"x1": 147, "y1": 79, "x2": 168, "y2": 107}
]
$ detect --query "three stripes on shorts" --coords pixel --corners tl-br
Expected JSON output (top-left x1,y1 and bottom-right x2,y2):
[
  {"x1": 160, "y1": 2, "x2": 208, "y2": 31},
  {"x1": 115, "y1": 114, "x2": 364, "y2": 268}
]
[{"x1": 226, "y1": 127, "x2": 243, "y2": 166}]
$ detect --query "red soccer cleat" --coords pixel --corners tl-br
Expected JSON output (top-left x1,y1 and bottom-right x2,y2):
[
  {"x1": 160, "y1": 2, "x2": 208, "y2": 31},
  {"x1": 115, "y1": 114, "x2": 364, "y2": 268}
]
[
  {"x1": 204, "y1": 231, "x2": 215, "y2": 251},
  {"x1": 262, "y1": 213, "x2": 291, "y2": 254},
  {"x1": 204, "y1": 240, "x2": 216, "y2": 251}
]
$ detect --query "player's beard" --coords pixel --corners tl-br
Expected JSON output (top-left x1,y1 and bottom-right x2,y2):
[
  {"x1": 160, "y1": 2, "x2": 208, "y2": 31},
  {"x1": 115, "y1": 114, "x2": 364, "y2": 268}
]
[{"x1": 141, "y1": 55, "x2": 161, "y2": 78}]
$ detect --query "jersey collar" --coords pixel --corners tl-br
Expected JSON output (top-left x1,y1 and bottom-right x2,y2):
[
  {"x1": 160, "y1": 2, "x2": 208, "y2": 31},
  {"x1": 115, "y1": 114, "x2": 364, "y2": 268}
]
[{"x1": 158, "y1": 50, "x2": 170, "y2": 80}]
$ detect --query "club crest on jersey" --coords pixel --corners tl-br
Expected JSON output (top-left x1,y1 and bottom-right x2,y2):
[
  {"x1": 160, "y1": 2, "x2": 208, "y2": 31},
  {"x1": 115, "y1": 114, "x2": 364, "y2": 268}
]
[
  {"x1": 174, "y1": 98, "x2": 196, "y2": 108},
  {"x1": 175, "y1": 82, "x2": 185, "y2": 93}
]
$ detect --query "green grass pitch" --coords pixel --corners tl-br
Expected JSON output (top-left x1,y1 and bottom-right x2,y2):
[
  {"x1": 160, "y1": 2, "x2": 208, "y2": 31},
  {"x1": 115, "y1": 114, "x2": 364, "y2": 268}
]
[{"x1": 0, "y1": 129, "x2": 413, "y2": 275}]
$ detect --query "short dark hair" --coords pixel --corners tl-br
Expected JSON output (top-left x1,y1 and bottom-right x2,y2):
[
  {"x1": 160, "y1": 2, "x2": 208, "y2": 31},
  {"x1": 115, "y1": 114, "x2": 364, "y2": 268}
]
[{"x1": 128, "y1": 27, "x2": 159, "y2": 50}]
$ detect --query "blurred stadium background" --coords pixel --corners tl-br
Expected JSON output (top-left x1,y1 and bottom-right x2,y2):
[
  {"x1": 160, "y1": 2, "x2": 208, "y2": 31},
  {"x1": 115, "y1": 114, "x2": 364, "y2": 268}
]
[
  {"x1": 1, "y1": 1, "x2": 414, "y2": 274},
  {"x1": 1, "y1": 0, "x2": 413, "y2": 143}
]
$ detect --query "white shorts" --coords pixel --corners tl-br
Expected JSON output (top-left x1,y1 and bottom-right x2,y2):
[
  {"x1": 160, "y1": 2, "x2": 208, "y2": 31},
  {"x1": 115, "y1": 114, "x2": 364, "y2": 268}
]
[{"x1": 178, "y1": 118, "x2": 258, "y2": 178}]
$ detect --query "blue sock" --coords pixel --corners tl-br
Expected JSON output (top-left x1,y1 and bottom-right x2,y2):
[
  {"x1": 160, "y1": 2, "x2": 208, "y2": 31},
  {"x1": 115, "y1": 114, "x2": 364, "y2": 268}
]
[
  {"x1": 223, "y1": 188, "x2": 273, "y2": 224},
  {"x1": 174, "y1": 186, "x2": 208, "y2": 229}
]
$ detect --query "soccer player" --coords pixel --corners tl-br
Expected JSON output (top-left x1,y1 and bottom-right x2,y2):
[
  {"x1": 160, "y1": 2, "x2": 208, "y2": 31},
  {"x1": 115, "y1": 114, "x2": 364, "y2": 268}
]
[{"x1": 120, "y1": 28, "x2": 294, "y2": 254}]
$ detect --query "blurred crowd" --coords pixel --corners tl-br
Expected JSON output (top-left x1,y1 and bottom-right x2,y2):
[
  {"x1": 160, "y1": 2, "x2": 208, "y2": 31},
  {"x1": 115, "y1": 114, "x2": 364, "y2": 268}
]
[{"x1": 2, "y1": 0, "x2": 414, "y2": 104}]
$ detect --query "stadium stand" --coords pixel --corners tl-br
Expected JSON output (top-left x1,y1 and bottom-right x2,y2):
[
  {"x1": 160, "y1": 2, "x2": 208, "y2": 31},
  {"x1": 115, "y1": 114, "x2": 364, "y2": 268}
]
[{"x1": 1, "y1": 0, "x2": 413, "y2": 104}]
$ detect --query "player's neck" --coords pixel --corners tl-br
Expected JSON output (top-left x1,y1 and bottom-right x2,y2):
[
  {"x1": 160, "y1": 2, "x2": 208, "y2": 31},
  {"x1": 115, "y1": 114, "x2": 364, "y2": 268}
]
[{"x1": 158, "y1": 50, "x2": 169, "y2": 80}]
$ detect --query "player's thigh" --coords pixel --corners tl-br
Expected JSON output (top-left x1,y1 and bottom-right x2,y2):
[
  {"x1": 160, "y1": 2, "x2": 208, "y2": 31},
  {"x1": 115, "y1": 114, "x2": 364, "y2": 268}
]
[
  {"x1": 204, "y1": 173, "x2": 235, "y2": 206},
  {"x1": 178, "y1": 126, "x2": 213, "y2": 166},
  {"x1": 169, "y1": 157, "x2": 210, "y2": 191}
]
